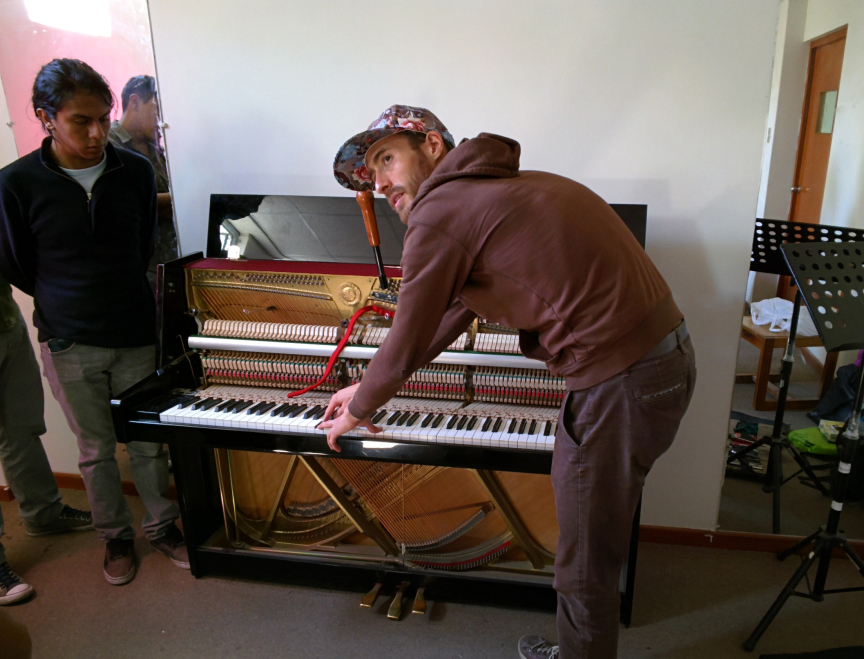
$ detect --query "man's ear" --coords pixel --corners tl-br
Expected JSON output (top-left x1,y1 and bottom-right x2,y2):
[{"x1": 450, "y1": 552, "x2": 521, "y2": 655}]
[
  {"x1": 424, "y1": 131, "x2": 447, "y2": 162},
  {"x1": 129, "y1": 94, "x2": 141, "y2": 111}
]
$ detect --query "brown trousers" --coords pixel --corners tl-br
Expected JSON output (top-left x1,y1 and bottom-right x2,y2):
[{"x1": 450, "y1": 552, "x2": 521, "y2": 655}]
[{"x1": 552, "y1": 334, "x2": 696, "y2": 659}]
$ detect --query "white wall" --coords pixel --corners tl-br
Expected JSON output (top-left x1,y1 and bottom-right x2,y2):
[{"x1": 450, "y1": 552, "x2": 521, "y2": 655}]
[
  {"x1": 148, "y1": 0, "x2": 781, "y2": 530},
  {"x1": 0, "y1": 76, "x2": 82, "y2": 483},
  {"x1": 805, "y1": 0, "x2": 864, "y2": 228},
  {"x1": 757, "y1": 0, "x2": 810, "y2": 221}
]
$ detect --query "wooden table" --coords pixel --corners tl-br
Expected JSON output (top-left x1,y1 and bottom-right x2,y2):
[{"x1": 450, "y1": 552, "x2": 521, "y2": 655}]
[{"x1": 738, "y1": 316, "x2": 838, "y2": 411}]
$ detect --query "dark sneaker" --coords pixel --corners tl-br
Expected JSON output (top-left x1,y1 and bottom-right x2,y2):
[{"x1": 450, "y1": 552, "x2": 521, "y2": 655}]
[
  {"x1": 103, "y1": 539, "x2": 136, "y2": 585},
  {"x1": 150, "y1": 525, "x2": 190, "y2": 569},
  {"x1": 518, "y1": 635, "x2": 559, "y2": 659},
  {"x1": 25, "y1": 504, "x2": 93, "y2": 537},
  {"x1": 0, "y1": 562, "x2": 34, "y2": 605}
]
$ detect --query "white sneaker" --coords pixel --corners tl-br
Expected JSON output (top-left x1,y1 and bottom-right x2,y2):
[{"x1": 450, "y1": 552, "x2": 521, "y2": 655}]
[
  {"x1": 0, "y1": 562, "x2": 34, "y2": 605},
  {"x1": 518, "y1": 635, "x2": 559, "y2": 659}
]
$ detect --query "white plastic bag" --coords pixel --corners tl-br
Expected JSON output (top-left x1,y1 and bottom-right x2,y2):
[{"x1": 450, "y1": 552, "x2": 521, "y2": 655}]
[
  {"x1": 751, "y1": 298, "x2": 794, "y2": 332},
  {"x1": 750, "y1": 297, "x2": 818, "y2": 335}
]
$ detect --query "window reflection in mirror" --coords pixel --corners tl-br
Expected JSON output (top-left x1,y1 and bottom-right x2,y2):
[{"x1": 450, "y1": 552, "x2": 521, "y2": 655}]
[{"x1": 0, "y1": 0, "x2": 180, "y2": 290}]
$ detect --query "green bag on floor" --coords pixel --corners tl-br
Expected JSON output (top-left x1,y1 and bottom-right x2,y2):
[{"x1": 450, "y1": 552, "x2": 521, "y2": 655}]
[{"x1": 788, "y1": 427, "x2": 838, "y2": 456}]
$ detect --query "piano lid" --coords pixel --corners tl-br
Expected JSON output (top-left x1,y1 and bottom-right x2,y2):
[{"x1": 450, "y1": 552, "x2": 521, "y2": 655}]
[
  {"x1": 207, "y1": 194, "x2": 407, "y2": 265},
  {"x1": 206, "y1": 194, "x2": 648, "y2": 263}
]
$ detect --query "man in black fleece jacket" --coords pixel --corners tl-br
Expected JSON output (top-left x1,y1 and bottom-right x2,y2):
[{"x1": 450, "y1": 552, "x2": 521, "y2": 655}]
[{"x1": 0, "y1": 59, "x2": 187, "y2": 586}]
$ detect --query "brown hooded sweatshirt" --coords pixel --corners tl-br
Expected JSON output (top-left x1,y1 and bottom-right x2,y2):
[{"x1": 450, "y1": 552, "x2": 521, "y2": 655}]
[{"x1": 347, "y1": 133, "x2": 683, "y2": 420}]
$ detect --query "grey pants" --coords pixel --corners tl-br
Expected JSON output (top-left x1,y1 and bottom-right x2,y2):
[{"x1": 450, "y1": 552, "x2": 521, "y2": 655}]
[
  {"x1": 0, "y1": 313, "x2": 64, "y2": 564},
  {"x1": 40, "y1": 342, "x2": 178, "y2": 542},
  {"x1": 552, "y1": 334, "x2": 696, "y2": 659}
]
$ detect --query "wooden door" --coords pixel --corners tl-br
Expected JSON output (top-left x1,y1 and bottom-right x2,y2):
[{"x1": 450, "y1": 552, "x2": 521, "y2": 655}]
[{"x1": 789, "y1": 27, "x2": 846, "y2": 225}]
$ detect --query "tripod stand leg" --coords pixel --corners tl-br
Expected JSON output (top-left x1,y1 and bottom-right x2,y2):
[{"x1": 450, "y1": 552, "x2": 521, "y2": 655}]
[
  {"x1": 786, "y1": 443, "x2": 830, "y2": 496},
  {"x1": 743, "y1": 540, "x2": 824, "y2": 652},
  {"x1": 839, "y1": 539, "x2": 864, "y2": 576},
  {"x1": 727, "y1": 435, "x2": 769, "y2": 465},
  {"x1": 777, "y1": 528, "x2": 821, "y2": 561}
]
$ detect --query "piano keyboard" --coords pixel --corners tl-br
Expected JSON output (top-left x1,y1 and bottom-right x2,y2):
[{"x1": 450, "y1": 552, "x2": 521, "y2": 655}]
[{"x1": 156, "y1": 387, "x2": 556, "y2": 452}]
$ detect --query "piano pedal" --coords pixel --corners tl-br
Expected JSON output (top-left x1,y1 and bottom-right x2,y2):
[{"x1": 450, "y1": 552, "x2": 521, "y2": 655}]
[
  {"x1": 360, "y1": 582, "x2": 382, "y2": 609},
  {"x1": 387, "y1": 581, "x2": 410, "y2": 620},
  {"x1": 412, "y1": 586, "x2": 427, "y2": 616}
]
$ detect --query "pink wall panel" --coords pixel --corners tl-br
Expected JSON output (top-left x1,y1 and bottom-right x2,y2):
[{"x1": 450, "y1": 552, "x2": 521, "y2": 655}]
[{"x1": 0, "y1": 0, "x2": 156, "y2": 157}]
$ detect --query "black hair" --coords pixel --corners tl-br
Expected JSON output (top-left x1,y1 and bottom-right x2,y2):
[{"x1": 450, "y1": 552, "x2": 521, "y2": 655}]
[
  {"x1": 120, "y1": 75, "x2": 157, "y2": 113},
  {"x1": 31, "y1": 58, "x2": 114, "y2": 131}
]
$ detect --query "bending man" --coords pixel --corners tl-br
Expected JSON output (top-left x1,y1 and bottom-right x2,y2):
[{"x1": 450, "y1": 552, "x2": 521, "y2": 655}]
[{"x1": 321, "y1": 105, "x2": 696, "y2": 659}]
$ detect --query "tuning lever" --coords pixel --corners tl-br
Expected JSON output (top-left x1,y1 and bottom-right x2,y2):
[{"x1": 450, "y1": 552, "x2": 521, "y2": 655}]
[{"x1": 356, "y1": 191, "x2": 388, "y2": 291}]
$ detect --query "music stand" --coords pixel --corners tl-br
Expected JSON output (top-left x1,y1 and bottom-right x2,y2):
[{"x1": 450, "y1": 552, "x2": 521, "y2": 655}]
[
  {"x1": 727, "y1": 220, "x2": 864, "y2": 533},
  {"x1": 743, "y1": 241, "x2": 864, "y2": 652}
]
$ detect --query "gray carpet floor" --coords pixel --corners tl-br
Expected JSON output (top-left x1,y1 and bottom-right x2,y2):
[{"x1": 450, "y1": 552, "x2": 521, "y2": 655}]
[{"x1": 2, "y1": 489, "x2": 864, "y2": 658}]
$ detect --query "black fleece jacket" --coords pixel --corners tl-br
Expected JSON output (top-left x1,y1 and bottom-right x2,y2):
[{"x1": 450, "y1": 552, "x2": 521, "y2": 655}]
[{"x1": 0, "y1": 138, "x2": 157, "y2": 347}]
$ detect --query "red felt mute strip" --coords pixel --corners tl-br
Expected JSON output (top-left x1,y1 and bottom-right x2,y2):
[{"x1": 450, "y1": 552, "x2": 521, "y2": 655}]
[{"x1": 285, "y1": 305, "x2": 394, "y2": 399}]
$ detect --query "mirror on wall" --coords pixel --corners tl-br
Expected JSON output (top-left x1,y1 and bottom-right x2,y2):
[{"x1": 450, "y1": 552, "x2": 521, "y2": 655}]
[
  {"x1": 718, "y1": 232, "x2": 864, "y2": 539},
  {"x1": 0, "y1": 0, "x2": 179, "y2": 288}
]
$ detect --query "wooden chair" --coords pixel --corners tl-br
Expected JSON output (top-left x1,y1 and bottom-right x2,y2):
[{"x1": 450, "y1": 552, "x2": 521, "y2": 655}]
[{"x1": 737, "y1": 316, "x2": 838, "y2": 411}]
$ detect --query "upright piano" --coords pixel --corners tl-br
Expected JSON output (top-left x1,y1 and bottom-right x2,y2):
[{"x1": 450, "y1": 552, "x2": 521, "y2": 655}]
[{"x1": 111, "y1": 194, "x2": 647, "y2": 622}]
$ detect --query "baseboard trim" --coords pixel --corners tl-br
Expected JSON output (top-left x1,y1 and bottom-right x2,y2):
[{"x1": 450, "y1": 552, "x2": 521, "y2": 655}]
[
  {"x1": 0, "y1": 486, "x2": 14, "y2": 503},
  {"x1": 53, "y1": 473, "x2": 177, "y2": 501},
  {"x1": 640, "y1": 524, "x2": 864, "y2": 555}
]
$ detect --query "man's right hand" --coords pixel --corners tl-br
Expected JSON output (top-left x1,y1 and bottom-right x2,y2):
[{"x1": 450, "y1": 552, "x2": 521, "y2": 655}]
[{"x1": 318, "y1": 383, "x2": 382, "y2": 452}]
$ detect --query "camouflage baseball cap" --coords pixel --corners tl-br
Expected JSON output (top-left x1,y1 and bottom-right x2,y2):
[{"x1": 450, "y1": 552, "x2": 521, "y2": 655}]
[{"x1": 333, "y1": 104, "x2": 455, "y2": 191}]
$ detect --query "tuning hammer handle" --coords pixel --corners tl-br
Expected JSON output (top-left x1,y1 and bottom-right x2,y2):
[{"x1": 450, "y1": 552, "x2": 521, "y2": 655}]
[{"x1": 356, "y1": 191, "x2": 381, "y2": 248}]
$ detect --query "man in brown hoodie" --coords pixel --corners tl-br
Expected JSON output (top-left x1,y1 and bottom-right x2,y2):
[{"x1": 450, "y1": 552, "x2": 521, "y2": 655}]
[{"x1": 321, "y1": 105, "x2": 696, "y2": 659}]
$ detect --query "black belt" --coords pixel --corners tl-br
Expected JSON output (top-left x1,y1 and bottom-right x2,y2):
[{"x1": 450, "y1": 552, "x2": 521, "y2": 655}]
[{"x1": 641, "y1": 320, "x2": 689, "y2": 361}]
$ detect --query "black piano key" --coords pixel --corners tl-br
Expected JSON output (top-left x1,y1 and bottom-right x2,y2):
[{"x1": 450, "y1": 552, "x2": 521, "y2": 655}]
[
  {"x1": 268, "y1": 403, "x2": 290, "y2": 416},
  {"x1": 199, "y1": 398, "x2": 222, "y2": 411},
  {"x1": 420, "y1": 414, "x2": 433, "y2": 428},
  {"x1": 493, "y1": 418, "x2": 502, "y2": 433},
  {"x1": 387, "y1": 411, "x2": 402, "y2": 424},
  {"x1": 482, "y1": 418, "x2": 492, "y2": 432},
  {"x1": 406, "y1": 412, "x2": 420, "y2": 426},
  {"x1": 544, "y1": 421, "x2": 552, "y2": 436},
  {"x1": 371, "y1": 410, "x2": 388, "y2": 424},
  {"x1": 528, "y1": 420, "x2": 537, "y2": 435},
  {"x1": 246, "y1": 401, "x2": 267, "y2": 415},
  {"x1": 466, "y1": 417, "x2": 478, "y2": 431},
  {"x1": 447, "y1": 416, "x2": 458, "y2": 430},
  {"x1": 192, "y1": 397, "x2": 215, "y2": 410},
  {"x1": 256, "y1": 402, "x2": 277, "y2": 415},
  {"x1": 215, "y1": 399, "x2": 237, "y2": 412},
  {"x1": 287, "y1": 405, "x2": 307, "y2": 418},
  {"x1": 231, "y1": 400, "x2": 254, "y2": 413},
  {"x1": 177, "y1": 396, "x2": 198, "y2": 409},
  {"x1": 395, "y1": 411, "x2": 412, "y2": 426},
  {"x1": 508, "y1": 419, "x2": 518, "y2": 433},
  {"x1": 518, "y1": 419, "x2": 527, "y2": 434},
  {"x1": 280, "y1": 403, "x2": 302, "y2": 417},
  {"x1": 456, "y1": 416, "x2": 468, "y2": 430},
  {"x1": 313, "y1": 407, "x2": 327, "y2": 420},
  {"x1": 303, "y1": 405, "x2": 322, "y2": 419},
  {"x1": 431, "y1": 415, "x2": 445, "y2": 428}
]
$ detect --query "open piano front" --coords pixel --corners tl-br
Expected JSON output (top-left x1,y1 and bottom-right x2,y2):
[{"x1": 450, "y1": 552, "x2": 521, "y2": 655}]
[{"x1": 111, "y1": 195, "x2": 647, "y2": 622}]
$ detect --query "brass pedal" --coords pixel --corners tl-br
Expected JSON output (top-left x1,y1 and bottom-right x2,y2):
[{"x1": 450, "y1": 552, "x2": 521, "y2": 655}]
[
  {"x1": 412, "y1": 586, "x2": 427, "y2": 615},
  {"x1": 387, "y1": 581, "x2": 410, "y2": 620},
  {"x1": 360, "y1": 582, "x2": 382, "y2": 608}
]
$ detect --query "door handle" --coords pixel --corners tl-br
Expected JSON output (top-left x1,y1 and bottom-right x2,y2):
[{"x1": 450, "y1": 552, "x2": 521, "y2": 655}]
[{"x1": 791, "y1": 186, "x2": 802, "y2": 193}]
